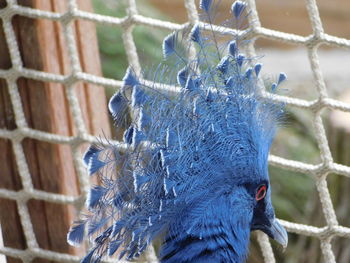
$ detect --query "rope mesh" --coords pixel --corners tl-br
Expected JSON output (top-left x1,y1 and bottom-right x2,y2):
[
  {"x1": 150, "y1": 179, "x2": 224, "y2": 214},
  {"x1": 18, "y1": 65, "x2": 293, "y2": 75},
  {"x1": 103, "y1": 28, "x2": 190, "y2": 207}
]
[{"x1": 0, "y1": 0, "x2": 350, "y2": 262}]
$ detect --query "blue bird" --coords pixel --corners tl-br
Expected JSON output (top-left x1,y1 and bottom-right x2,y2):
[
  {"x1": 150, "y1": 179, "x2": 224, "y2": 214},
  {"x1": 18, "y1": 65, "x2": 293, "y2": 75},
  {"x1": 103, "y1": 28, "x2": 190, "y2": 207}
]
[{"x1": 68, "y1": 1, "x2": 288, "y2": 262}]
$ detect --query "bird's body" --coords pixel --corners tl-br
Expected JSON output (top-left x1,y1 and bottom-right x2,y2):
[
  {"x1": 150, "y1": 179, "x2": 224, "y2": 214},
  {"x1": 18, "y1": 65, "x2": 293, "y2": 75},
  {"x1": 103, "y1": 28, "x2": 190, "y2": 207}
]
[
  {"x1": 68, "y1": 1, "x2": 288, "y2": 262},
  {"x1": 160, "y1": 190, "x2": 252, "y2": 263}
]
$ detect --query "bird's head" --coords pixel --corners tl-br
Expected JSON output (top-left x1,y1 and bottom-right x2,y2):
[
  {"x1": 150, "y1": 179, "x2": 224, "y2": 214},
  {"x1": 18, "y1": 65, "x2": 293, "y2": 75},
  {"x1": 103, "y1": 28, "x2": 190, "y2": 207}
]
[
  {"x1": 242, "y1": 179, "x2": 288, "y2": 248},
  {"x1": 208, "y1": 134, "x2": 288, "y2": 249}
]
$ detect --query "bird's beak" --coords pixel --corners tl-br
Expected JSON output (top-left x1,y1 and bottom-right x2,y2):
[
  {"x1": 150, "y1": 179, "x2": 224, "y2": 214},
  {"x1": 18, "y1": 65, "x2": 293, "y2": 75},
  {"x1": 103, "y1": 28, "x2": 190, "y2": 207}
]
[{"x1": 267, "y1": 219, "x2": 288, "y2": 248}]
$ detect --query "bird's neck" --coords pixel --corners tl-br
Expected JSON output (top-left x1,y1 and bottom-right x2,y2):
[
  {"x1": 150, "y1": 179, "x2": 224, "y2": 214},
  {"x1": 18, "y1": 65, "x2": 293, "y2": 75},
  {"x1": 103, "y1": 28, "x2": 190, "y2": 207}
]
[{"x1": 160, "y1": 196, "x2": 252, "y2": 263}]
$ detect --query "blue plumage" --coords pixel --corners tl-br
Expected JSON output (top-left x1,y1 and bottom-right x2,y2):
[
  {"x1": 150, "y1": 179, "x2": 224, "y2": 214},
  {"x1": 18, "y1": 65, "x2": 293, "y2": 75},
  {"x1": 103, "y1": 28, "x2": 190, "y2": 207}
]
[
  {"x1": 163, "y1": 33, "x2": 178, "y2": 59},
  {"x1": 278, "y1": 72, "x2": 287, "y2": 85},
  {"x1": 254, "y1": 63, "x2": 262, "y2": 76},
  {"x1": 200, "y1": 0, "x2": 213, "y2": 13},
  {"x1": 67, "y1": 220, "x2": 86, "y2": 247},
  {"x1": 231, "y1": 1, "x2": 247, "y2": 19},
  {"x1": 68, "y1": 1, "x2": 288, "y2": 262},
  {"x1": 122, "y1": 67, "x2": 140, "y2": 87},
  {"x1": 228, "y1": 40, "x2": 238, "y2": 56},
  {"x1": 87, "y1": 186, "x2": 106, "y2": 209},
  {"x1": 108, "y1": 92, "x2": 128, "y2": 120}
]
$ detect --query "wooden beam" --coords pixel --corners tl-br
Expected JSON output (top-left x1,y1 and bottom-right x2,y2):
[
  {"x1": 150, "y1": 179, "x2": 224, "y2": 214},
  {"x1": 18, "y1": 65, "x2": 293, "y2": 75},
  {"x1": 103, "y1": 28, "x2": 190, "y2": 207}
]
[{"x1": 0, "y1": 0, "x2": 111, "y2": 262}]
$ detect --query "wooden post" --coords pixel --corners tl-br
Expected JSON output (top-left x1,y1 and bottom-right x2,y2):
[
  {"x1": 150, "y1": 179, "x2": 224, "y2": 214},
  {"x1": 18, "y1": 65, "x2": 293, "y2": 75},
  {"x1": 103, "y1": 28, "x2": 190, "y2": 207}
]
[{"x1": 0, "y1": 0, "x2": 111, "y2": 262}]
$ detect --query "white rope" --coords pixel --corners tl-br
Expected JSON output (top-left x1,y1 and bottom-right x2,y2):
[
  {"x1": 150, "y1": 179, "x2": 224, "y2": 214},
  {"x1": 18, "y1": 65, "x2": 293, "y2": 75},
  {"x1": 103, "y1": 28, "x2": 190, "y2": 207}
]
[
  {"x1": 256, "y1": 231, "x2": 275, "y2": 263},
  {"x1": 0, "y1": 0, "x2": 349, "y2": 262}
]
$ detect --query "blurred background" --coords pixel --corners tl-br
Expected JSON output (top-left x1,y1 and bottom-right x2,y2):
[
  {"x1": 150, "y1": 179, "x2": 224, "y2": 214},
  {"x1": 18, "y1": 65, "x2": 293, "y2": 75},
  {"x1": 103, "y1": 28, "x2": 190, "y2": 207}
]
[
  {"x1": 92, "y1": 0, "x2": 350, "y2": 262},
  {"x1": 0, "y1": 0, "x2": 349, "y2": 262}
]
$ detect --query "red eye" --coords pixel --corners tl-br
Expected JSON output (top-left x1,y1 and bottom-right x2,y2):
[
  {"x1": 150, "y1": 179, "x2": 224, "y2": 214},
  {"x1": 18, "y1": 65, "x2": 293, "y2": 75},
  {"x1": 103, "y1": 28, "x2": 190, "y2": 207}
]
[{"x1": 255, "y1": 185, "x2": 267, "y2": 201}]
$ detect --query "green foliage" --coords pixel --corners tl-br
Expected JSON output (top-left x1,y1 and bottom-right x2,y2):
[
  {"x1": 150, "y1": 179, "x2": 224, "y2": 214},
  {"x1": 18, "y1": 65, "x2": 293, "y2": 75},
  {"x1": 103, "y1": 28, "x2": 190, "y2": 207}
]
[
  {"x1": 92, "y1": 0, "x2": 127, "y2": 80},
  {"x1": 270, "y1": 108, "x2": 320, "y2": 222},
  {"x1": 92, "y1": 0, "x2": 171, "y2": 83}
]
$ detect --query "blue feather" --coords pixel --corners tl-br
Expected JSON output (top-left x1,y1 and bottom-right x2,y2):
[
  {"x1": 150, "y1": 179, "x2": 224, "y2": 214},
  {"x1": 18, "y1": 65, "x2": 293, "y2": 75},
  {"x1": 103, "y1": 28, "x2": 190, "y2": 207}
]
[
  {"x1": 108, "y1": 240, "x2": 122, "y2": 256},
  {"x1": 163, "y1": 178, "x2": 176, "y2": 195},
  {"x1": 217, "y1": 56, "x2": 230, "y2": 74},
  {"x1": 271, "y1": 83, "x2": 277, "y2": 92},
  {"x1": 132, "y1": 86, "x2": 147, "y2": 108},
  {"x1": 123, "y1": 125, "x2": 134, "y2": 144},
  {"x1": 190, "y1": 24, "x2": 202, "y2": 44},
  {"x1": 231, "y1": 0, "x2": 247, "y2": 19},
  {"x1": 166, "y1": 128, "x2": 176, "y2": 148},
  {"x1": 136, "y1": 109, "x2": 150, "y2": 130},
  {"x1": 278, "y1": 72, "x2": 287, "y2": 85},
  {"x1": 118, "y1": 250, "x2": 128, "y2": 260},
  {"x1": 206, "y1": 90, "x2": 214, "y2": 102},
  {"x1": 132, "y1": 129, "x2": 145, "y2": 148},
  {"x1": 184, "y1": 77, "x2": 195, "y2": 91},
  {"x1": 81, "y1": 249, "x2": 96, "y2": 263},
  {"x1": 225, "y1": 76, "x2": 235, "y2": 88},
  {"x1": 193, "y1": 99, "x2": 204, "y2": 116},
  {"x1": 67, "y1": 220, "x2": 86, "y2": 246},
  {"x1": 254, "y1": 63, "x2": 262, "y2": 76},
  {"x1": 244, "y1": 68, "x2": 253, "y2": 79},
  {"x1": 83, "y1": 146, "x2": 100, "y2": 167},
  {"x1": 229, "y1": 41, "x2": 238, "y2": 56},
  {"x1": 111, "y1": 220, "x2": 125, "y2": 237},
  {"x1": 177, "y1": 67, "x2": 188, "y2": 87},
  {"x1": 87, "y1": 186, "x2": 106, "y2": 209},
  {"x1": 108, "y1": 91, "x2": 128, "y2": 120},
  {"x1": 133, "y1": 172, "x2": 150, "y2": 192},
  {"x1": 94, "y1": 226, "x2": 112, "y2": 244},
  {"x1": 236, "y1": 54, "x2": 245, "y2": 67},
  {"x1": 112, "y1": 193, "x2": 125, "y2": 209},
  {"x1": 184, "y1": 76, "x2": 201, "y2": 91},
  {"x1": 163, "y1": 33, "x2": 176, "y2": 59},
  {"x1": 199, "y1": 0, "x2": 213, "y2": 12},
  {"x1": 87, "y1": 155, "x2": 106, "y2": 175},
  {"x1": 160, "y1": 149, "x2": 173, "y2": 169},
  {"x1": 123, "y1": 67, "x2": 139, "y2": 87}
]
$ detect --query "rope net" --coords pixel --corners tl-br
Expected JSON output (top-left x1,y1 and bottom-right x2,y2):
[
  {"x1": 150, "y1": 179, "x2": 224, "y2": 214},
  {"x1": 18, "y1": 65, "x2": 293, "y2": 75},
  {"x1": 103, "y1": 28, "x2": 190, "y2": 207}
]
[{"x1": 0, "y1": 0, "x2": 350, "y2": 262}]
